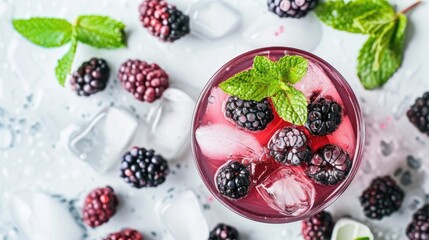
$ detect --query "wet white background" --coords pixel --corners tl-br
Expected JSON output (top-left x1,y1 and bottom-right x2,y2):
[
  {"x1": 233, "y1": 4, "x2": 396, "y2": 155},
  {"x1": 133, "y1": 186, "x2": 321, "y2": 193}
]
[{"x1": 0, "y1": 0, "x2": 429, "y2": 239}]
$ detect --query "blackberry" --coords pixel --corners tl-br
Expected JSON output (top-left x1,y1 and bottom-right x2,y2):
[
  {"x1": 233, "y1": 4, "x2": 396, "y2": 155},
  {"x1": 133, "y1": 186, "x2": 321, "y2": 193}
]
[
  {"x1": 216, "y1": 161, "x2": 251, "y2": 200},
  {"x1": 268, "y1": 127, "x2": 312, "y2": 166},
  {"x1": 306, "y1": 144, "x2": 351, "y2": 185},
  {"x1": 224, "y1": 96, "x2": 274, "y2": 131},
  {"x1": 70, "y1": 58, "x2": 110, "y2": 96},
  {"x1": 267, "y1": 0, "x2": 318, "y2": 18},
  {"x1": 209, "y1": 223, "x2": 239, "y2": 240},
  {"x1": 104, "y1": 229, "x2": 143, "y2": 240},
  {"x1": 301, "y1": 211, "x2": 334, "y2": 240},
  {"x1": 359, "y1": 176, "x2": 405, "y2": 220},
  {"x1": 139, "y1": 0, "x2": 190, "y2": 42},
  {"x1": 120, "y1": 147, "x2": 169, "y2": 188},
  {"x1": 118, "y1": 59, "x2": 169, "y2": 103},
  {"x1": 82, "y1": 186, "x2": 118, "y2": 228},
  {"x1": 306, "y1": 98, "x2": 342, "y2": 136},
  {"x1": 406, "y1": 204, "x2": 429, "y2": 240},
  {"x1": 407, "y1": 92, "x2": 429, "y2": 135}
]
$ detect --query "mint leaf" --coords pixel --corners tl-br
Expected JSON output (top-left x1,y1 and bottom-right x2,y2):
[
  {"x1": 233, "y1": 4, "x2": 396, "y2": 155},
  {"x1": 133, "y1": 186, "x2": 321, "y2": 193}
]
[
  {"x1": 353, "y1": 8, "x2": 395, "y2": 35},
  {"x1": 373, "y1": 21, "x2": 395, "y2": 69},
  {"x1": 55, "y1": 36, "x2": 77, "y2": 86},
  {"x1": 316, "y1": 0, "x2": 392, "y2": 33},
  {"x1": 253, "y1": 56, "x2": 280, "y2": 82},
  {"x1": 75, "y1": 15, "x2": 126, "y2": 49},
  {"x1": 277, "y1": 55, "x2": 308, "y2": 84},
  {"x1": 272, "y1": 84, "x2": 308, "y2": 125},
  {"x1": 12, "y1": 18, "x2": 72, "y2": 47}
]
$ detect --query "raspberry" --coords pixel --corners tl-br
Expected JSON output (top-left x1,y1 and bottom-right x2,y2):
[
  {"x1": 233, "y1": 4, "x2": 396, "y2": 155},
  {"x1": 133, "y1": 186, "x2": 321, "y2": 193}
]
[
  {"x1": 216, "y1": 161, "x2": 251, "y2": 200},
  {"x1": 301, "y1": 211, "x2": 334, "y2": 240},
  {"x1": 267, "y1": 0, "x2": 318, "y2": 18},
  {"x1": 359, "y1": 176, "x2": 404, "y2": 220},
  {"x1": 120, "y1": 147, "x2": 169, "y2": 188},
  {"x1": 224, "y1": 96, "x2": 274, "y2": 131},
  {"x1": 208, "y1": 223, "x2": 239, "y2": 240},
  {"x1": 268, "y1": 127, "x2": 312, "y2": 166},
  {"x1": 139, "y1": 0, "x2": 190, "y2": 42},
  {"x1": 407, "y1": 92, "x2": 429, "y2": 135},
  {"x1": 82, "y1": 186, "x2": 118, "y2": 228},
  {"x1": 406, "y1": 204, "x2": 429, "y2": 240},
  {"x1": 70, "y1": 58, "x2": 110, "y2": 96},
  {"x1": 306, "y1": 98, "x2": 343, "y2": 136},
  {"x1": 306, "y1": 144, "x2": 351, "y2": 185},
  {"x1": 104, "y1": 229, "x2": 143, "y2": 240},
  {"x1": 118, "y1": 59, "x2": 169, "y2": 103}
]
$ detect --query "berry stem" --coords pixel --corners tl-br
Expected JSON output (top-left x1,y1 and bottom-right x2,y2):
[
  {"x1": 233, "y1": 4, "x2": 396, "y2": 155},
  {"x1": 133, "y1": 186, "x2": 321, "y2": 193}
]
[{"x1": 400, "y1": 0, "x2": 422, "y2": 14}]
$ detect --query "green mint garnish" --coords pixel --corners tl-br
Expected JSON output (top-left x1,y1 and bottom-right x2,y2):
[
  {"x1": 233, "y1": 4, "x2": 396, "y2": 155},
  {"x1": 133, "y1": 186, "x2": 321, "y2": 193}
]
[
  {"x1": 219, "y1": 55, "x2": 309, "y2": 125},
  {"x1": 12, "y1": 15, "x2": 127, "y2": 86},
  {"x1": 316, "y1": 0, "x2": 422, "y2": 89}
]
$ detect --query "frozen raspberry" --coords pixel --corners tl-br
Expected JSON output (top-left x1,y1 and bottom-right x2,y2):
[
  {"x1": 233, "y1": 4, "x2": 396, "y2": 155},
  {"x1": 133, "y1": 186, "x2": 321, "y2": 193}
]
[
  {"x1": 120, "y1": 147, "x2": 169, "y2": 188},
  {"x1": 216, "y1": 161, "x2": 251, "y2": 200},
  {"x1": 302, "y1": 211, "x2": 334, "y2": 240},
  {"x1": 406, "y1": 204, "x2": 429, "y2": 240},
  {"x1": 268, "y1": 127, "x2": 312, "y2": 166},
  {"x1": 267, "y1": 0, "x2": 318, "y2": 18},
  {"x1": 104, "y1": 229, "x2": 143, "y2": 240},
  {"x1": 306, "y1": 98, "x2": 343, "y2": 136},
  {"x1": 306, "y1": 144, "x2": 351, "y2": 185},
  {"x1": 407, "y1": 92, "x2": 429, "y2": 135},
  {"x1": 208, "y1": 223, "x2": 239, "y2": 240},
  {"x1": 118, "y1": 59, "x2": 169, "y2": 103},
  {"x1": 360, "y1": 176, "x2": 404, "y2": 220},
  {"x1": 139, "y1": 0, "x2": 190, "y2": 42},
  {"x1": 82, "y1": 186, "x2": 118, "y2": 228},
  {"x1": 70, "y1": 58, "x2": 110, "y2": 96}
]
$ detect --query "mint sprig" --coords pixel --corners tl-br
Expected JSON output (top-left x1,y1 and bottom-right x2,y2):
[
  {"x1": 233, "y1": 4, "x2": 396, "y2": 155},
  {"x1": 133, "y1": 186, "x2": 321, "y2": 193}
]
[
  {"x1": 219, "y1": 56, "x2": 309, "y2": 125},
  {"x1": 12, "y1": 15, "x2": 127, "y2": 86},
  {"x1": 316, "y1": 0, "x2": 422, "y2": 89}
]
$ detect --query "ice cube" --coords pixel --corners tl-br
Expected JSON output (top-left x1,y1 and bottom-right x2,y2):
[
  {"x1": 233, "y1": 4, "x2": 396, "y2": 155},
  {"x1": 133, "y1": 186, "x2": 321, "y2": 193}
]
[
  {"x1": 188, "y1": 0, "x2": 241, "y2": 40},
  {"x1": 256, "y1": 167, "x2": 315, "y2": 216},
  {"x1": 9, "y1": 191, "x2": 83, "y2": 240},
  {"x1": 0, "y1": 123, "x2": 14, "y2": 150},
  {"x1": 158, "y1": 190, "x2": 209, "y2": 240},
  {"x1": 68, "y1": 107, "x2": 138, "y2": 172},
  {"x1": 142, "y1": 88, "x2": 195, "y2": 159},
  {"x1": 195, "y1": 123, "x2": 263, "y2": 160}
]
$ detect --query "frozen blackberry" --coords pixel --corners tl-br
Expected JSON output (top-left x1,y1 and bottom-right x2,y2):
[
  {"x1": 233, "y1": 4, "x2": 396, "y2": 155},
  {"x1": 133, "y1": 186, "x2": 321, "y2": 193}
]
[
  {"x1": 139, "y1": 0, "x2": 190, "y2": 42},
  {"x1": 306, "y1": 98, "x2": 342, "y2": 136},
  {"x1": 301, "y1": 211, "x2": 334, "y2": 240},
  {"x1": 118, "y1": 59, "x2": 169, "y2": 103},
  {"x1": 216, "y1": 161, "x2": 251, "y2": 200},
  {"x1": 267, "y1": 0, "x2": 318, "y2": 18},
  {"x1": 406, "y1": 204, "x2": 429, "y2": 240},
  {"x1": 359, "y1": 176, "x2": 405, "y2": 220},
  {"x1": 224, "y1": 96, "x2": 274, "y2": 131},
  {"x1": 306, "y1": 144, "x2": 351, "y2": 185},
  {"x1": 120, "y1": 147, "x2": 169, "y2": 188},
  {"x1": 70, "y1": 58, "x2": 110, "y2": 96},
  {"x1": 407, "y1": 92, "x2": 429, "y2": 135},
  {"x1": 104, "y1": 229, "x2": 143, "y2": 240},
  {"x1": 268, "y1": 127, "x2": 312, "y2": 166},
  {"x1": 82, "y1": 186, "x2": 118, "y2": 228},
  {"x1": 209, "y1": 223, "x2": 239, "y2": 240}
]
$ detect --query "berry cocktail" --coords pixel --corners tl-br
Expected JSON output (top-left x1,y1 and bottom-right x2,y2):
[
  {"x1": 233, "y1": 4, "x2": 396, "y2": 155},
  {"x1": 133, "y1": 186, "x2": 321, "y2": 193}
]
[{"x1": 192, "y1": 47, "x2": 364, "y2": 223}]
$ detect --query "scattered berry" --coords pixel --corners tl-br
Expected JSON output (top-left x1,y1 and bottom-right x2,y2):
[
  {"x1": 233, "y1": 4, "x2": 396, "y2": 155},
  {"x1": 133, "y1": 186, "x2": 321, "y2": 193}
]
[
  {"x1": 139, "y1": 0, "x2": 190, "y2": 42},
  {"x1": 82, "y1": 186, "x2": 118, "y2": 228},
  {"x1": 120, "y1": 147, "x2": 169, "y2": 188},
  {"x1": 306, "y1": 98, "x2": 342, "y2": 136},
  {"x1": 104, "y1": 229, "x2": 143, "y2": 240},
  {"x1": 224, "y1": 96, "x2": 274, "y2": 131},
  {"x1": 267, "y1": 0, "x2": 318, "y2": 18},
  {"x1": 118, "y1": 59, "x2": 169, "y2": 103},
  {"x1": 407, "y1": 92, "x2": 429, "y2": 135},
  {"x1": 301, "y1": 211, "x2": 334, "y2": 240},
  {"x1": 70, "y1": 58, "x2": 110, "y2": 96},
  {"x1": 268, "y1": 127, "x2": 312, "y2": 166},
  {"x1": 208, "y1": 223, "x2": 239, "y2": 240},
  {"x1": 216, "y1": 161, "x2": 251, "y2": 200},
  {"x1": 306, "y1": 144, "x2": 351, "y2": 185},
  {"x1": 359, "y1": 176, "x2": 405, "y2": 220},
  {"x1": 406, "y1": 204, "x2": 429, "y2": 240}
]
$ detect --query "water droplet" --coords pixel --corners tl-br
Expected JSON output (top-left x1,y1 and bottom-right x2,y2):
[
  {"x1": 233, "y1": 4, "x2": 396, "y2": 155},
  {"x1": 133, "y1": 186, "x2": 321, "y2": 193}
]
[
  {"x1": 407, "y1": 155, "x2": 421, "y2": 170},
  {"x1": 208, "y1": 95, "x2": 215, "y2": 104}
]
